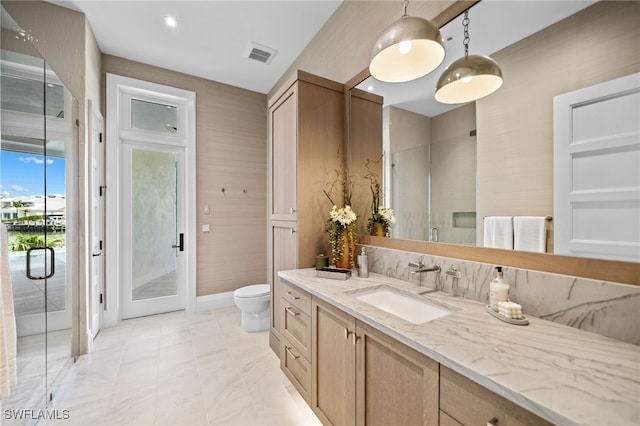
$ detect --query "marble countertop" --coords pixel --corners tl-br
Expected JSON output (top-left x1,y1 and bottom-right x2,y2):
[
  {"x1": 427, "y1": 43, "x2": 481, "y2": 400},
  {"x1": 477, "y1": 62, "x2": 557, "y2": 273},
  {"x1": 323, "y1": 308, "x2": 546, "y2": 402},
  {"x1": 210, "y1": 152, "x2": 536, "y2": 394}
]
[{"x1": 279, "y1": 269, "x2": 640, "y2": 426}]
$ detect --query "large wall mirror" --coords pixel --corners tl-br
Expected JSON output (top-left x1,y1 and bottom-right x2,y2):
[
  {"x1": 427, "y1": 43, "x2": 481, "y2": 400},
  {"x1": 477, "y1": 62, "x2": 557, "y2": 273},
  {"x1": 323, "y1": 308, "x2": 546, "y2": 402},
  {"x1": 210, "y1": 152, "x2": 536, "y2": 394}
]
[{"x1": 348, "y1": 0, "x2": 639, "y2": 274}]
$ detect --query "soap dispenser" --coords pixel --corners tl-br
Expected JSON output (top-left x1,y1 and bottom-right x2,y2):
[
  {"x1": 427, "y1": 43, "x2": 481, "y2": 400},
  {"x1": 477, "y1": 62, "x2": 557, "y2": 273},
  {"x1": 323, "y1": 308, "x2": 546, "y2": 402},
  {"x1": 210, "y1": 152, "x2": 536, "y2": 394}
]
[
  {"x1": 357, "y1": 247, "x2": 369, "y2": 278},
  {"x1": 489, "y1": 266, "x2": 510, "y2": 311}
]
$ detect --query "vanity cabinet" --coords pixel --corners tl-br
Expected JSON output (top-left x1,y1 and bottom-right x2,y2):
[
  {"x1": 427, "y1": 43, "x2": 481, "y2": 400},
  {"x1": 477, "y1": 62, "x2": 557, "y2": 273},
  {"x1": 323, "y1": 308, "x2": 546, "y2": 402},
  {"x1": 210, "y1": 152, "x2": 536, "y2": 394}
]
[
  {"x1": 267, "y1": 70, "x2": 344, "y2": 354},
  {"x1": 271, "y1": 223, "x2": 297, "y2": 335},
  {"x1": 311, "y1": 298, "x2": 439, "y2": 426},
  {"x1": 279, "y1": 280, "x2": 312, "y2": 403},
  {"x1": 440, "y1": 366, "x2": 551, "y2": 426}
]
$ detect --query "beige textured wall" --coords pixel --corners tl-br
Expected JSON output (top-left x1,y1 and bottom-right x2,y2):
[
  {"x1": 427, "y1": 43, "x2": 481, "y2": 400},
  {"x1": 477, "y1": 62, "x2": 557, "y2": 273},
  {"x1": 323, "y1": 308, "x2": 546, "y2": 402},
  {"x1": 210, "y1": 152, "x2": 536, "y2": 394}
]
[
  {"x1": 476, "y1": 1, "x2": 640, "y2": 234},
  {"x1": 388, "y1": 106, "x2": 431, "y2": 154},
  {"x1": 102, "y1": 55, "x2": 267, "y2": 296},
  {"x1": 432, "y1": 103, "x2": 475, "y2": 143}
]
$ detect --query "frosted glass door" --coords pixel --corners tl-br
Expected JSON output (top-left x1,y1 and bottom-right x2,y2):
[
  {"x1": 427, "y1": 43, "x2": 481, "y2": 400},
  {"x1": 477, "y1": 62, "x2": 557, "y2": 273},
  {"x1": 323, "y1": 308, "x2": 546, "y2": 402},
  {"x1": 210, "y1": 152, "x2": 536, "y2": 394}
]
[{"x1": 121, "y1": 145, "x2": 185, "y2": 319}]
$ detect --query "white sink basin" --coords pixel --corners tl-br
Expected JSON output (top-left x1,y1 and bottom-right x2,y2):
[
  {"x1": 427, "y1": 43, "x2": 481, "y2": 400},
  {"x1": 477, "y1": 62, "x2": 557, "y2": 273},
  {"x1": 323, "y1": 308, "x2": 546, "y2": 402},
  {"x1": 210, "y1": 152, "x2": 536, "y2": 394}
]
[{"x1": 353, "y1": 286, "x2": 453, "y2": 325}]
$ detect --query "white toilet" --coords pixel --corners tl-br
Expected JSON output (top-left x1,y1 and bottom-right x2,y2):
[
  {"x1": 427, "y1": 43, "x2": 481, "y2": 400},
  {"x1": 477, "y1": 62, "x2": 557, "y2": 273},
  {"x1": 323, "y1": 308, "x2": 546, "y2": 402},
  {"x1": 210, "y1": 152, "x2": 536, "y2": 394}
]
[{"x1": 233, "y1": 284, "x2": 270, "y2": 332}]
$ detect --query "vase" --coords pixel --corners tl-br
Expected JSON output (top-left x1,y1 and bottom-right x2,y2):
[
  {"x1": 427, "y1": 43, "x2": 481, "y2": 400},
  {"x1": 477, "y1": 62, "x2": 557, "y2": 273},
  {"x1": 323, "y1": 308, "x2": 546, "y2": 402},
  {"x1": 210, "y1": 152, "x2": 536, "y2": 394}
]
[
  {"x1": 370, "y1": 221, "x2": 385, "y2": 237},
  {"x1": 334, "y1": 228, "x2": 354, "y2": 269}
]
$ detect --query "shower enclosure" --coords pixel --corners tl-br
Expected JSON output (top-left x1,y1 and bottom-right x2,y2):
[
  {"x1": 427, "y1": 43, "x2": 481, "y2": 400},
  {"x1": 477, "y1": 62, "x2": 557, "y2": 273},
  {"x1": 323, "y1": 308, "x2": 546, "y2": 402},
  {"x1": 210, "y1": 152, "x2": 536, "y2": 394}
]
[{"x1": 1, "y1": 5, "x2": 76, "y2": 422}]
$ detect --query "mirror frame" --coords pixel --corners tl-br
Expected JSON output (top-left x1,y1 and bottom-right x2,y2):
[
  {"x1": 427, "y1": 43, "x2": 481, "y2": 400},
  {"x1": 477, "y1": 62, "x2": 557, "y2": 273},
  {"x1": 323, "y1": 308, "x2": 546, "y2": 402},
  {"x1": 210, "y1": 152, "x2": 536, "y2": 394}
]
[{"x1": 346, "y1": 0, "x2": 640, "y2": 286}]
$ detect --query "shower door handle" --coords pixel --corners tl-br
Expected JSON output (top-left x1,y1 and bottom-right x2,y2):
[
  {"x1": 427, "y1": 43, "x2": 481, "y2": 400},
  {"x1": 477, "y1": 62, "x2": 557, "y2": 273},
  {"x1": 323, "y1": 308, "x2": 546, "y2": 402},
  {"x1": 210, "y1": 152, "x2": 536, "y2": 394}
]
[
  {"x1": 171, "y1": 233, "x2": 184, "y2": 252},
  {"x1": 26, "y1": 247, "x2": 55, "y2": 280}
]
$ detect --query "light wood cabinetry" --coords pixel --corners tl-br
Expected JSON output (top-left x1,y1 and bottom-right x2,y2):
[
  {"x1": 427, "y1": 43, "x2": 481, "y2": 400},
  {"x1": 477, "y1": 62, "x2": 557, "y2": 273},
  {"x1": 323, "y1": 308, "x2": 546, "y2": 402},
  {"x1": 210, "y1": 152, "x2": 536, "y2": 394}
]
[
  {"x1": 311, "y1": 298, "x2": 356, "y2": 425},
  {"x1": 311, "y1": 297, "x2": 439, "y2": 426},
  {"x1": 271, "y1": 223, "x2": 297, "y2": 336},
  {"x1": 280, "y1": 281, "x2": 312, "y2": 403},
  {"x1": 440, "y1": 366, "x2": 552, "y2": 426},
  {"x1": 267, "y1": 70, "x2": 344, "y2": 353},
  {"x1": 356, "y1": 320, "x2": 439, "y2": 426}
]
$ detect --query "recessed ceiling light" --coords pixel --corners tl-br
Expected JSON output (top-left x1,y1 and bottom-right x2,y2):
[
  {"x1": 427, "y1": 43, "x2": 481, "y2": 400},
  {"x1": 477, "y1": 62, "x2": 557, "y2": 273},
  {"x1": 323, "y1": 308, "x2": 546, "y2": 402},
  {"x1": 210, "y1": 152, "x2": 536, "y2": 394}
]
[
  {"x1": 367, "y1": 85, "x2": 375, "y2": 91},
  {"x1": 164, "y1": 16, "x2": 177, "y2": 28}
]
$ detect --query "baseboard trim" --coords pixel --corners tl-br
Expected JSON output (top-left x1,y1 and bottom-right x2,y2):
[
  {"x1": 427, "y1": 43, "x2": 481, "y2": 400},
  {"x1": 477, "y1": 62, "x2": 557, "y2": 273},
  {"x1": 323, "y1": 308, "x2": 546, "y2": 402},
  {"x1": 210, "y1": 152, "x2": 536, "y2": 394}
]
[{"x1": 196, "y1": 291, "x2": 235, "y2": 311}]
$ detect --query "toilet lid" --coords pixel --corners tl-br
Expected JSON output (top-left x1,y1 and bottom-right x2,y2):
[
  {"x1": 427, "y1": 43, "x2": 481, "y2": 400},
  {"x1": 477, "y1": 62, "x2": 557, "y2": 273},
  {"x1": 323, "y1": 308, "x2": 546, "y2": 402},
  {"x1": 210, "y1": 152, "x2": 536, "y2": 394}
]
[{"x1": 234, "y1": 284, "x2": 270, "y2": 298}]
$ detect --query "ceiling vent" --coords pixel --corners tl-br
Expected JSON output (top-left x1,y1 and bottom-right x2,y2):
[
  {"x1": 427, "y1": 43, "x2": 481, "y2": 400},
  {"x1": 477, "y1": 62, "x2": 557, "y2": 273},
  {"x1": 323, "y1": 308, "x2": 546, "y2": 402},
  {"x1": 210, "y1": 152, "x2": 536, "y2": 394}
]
[{"x1": 245, "y1": 42, "x2": 277, "y2": 65}]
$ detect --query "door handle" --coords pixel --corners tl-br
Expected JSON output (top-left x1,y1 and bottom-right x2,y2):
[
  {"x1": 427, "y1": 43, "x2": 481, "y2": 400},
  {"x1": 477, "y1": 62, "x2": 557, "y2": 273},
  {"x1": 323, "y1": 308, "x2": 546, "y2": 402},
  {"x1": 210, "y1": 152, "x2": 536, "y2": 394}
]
[
  {"x1": 26, "y1": 247, "x2": 55, "y2": 280},
  {"x1": 171, "y1": 233, "x2": 184, "y2": 252}
]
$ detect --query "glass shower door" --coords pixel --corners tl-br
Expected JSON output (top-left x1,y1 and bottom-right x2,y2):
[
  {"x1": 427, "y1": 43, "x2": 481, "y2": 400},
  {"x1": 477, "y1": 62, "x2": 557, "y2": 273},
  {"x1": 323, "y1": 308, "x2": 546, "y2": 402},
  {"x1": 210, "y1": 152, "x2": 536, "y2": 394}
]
[{"x1": 1, "y1": 5, "x2": 73, "y2": 421}]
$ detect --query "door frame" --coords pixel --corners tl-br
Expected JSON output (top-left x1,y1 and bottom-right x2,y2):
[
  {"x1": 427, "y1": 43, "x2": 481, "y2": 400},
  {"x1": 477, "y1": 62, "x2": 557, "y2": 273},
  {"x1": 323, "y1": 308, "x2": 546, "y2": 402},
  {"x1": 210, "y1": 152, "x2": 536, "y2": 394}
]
[
  {"x1": 88, "y1": 99, "x2": 105, "y2": 344},
  {"x1": 105, "y1": 74, "x2": 196, "y2": 326}
]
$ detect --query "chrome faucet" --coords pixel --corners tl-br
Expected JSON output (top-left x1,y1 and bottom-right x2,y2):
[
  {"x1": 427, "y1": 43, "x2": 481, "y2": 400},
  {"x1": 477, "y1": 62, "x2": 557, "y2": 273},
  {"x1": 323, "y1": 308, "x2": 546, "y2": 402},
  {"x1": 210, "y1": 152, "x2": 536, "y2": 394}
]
[{"x1": 409, "y1": 261, "x2": 441, "y2": 274}]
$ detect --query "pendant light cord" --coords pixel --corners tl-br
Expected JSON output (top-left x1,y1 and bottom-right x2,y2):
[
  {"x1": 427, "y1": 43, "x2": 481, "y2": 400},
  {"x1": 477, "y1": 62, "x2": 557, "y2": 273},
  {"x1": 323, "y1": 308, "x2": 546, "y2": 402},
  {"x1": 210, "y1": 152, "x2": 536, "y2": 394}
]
[
  {"x1": 402, "y1": 0, "x2": 408, "y2": 17},
  {"x1": 463, "y1": 10, "x2": 470, "y2": 59}
]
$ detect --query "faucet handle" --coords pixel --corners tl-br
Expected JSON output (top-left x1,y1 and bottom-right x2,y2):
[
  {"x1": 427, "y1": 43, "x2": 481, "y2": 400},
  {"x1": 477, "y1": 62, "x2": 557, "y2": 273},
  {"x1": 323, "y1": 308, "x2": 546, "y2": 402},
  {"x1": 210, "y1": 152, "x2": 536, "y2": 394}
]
[{"x1": 408, "y1": 261, "x2": 424, "y2": 268}]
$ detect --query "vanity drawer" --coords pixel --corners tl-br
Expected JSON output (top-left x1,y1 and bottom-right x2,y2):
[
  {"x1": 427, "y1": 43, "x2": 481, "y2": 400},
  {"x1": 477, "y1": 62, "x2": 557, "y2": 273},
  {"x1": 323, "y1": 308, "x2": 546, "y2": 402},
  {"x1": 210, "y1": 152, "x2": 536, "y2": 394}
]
[
  {"x1": 281, "y1": 298, "x2": 311, "y2": 360},
  {"x1": 280, "y1": 336, "x2": 311, "y2": 404},
  {"x1": 280, "y1": 279, "x2": 311, "y2": 315},
  {"x1": 440, "y1": 366, "x2": 551, "y2": 426}
]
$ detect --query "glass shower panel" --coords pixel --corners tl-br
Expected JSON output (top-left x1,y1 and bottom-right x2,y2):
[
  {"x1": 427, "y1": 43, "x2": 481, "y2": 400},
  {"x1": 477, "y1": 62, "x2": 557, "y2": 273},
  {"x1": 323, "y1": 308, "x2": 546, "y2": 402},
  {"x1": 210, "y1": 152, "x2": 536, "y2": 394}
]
[
  {"x1": 391, "y1": 144, "x2": 430, "y2": 240},
  {"x1": 131, "y1": 148, "x2": 178, "y2": 301},
  {"x1": 44, "y1": 60, "x2": 71, "y2": 396},
  {"x1": 430, "y1": 135, "x2": 477, "y2": 245},
  {"x1": 1, "y1": 5, "x2": 49, "y2": 418},
  {"x1": 1, "y1": 5, "x2": 74, "y2": 420}
]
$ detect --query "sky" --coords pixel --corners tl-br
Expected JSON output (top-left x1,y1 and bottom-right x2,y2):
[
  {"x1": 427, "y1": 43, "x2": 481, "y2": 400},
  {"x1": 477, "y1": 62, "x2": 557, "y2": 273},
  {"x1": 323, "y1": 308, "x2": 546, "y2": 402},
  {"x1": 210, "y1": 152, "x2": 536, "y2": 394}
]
[{"x1": 0, "y1": 150, "x2": 66, "y2": 198}]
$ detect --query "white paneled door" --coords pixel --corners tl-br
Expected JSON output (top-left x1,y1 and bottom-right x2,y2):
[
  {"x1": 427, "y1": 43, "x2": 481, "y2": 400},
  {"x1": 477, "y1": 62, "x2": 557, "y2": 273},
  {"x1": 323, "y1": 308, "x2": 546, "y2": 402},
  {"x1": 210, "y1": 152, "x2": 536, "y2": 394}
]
[{"x1": 554, "y1": 73, "x2": 640, "y2": 262}]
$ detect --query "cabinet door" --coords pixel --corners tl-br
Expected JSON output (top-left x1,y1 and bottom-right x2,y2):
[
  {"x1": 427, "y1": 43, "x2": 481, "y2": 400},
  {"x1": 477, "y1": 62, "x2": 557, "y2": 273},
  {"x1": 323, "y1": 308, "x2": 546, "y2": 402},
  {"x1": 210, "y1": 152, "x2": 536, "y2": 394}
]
[
  {"x1": 270, "y1": 86, "x2": 297, "y2": 220},
  {"x1": 312, "y1": 299, "x2": 356, "y2": 426},
  {"x1": 440, "y1": 366, "x2": 552, "y2": 426},
  {"x1": 355, "y1": 321, "x2": 439, "y2": 426},
  {"x1": 271, "y1": 223, "x2": 297, "y2": 334}
]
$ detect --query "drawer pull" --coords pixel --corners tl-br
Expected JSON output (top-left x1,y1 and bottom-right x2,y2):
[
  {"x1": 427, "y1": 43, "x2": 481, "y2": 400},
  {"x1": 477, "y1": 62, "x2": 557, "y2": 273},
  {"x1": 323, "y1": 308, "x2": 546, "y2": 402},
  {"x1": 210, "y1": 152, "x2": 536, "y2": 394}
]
[
  {"x1": 287, "y1": 291, "x2": 300, "y2": 300},
  {"x1": 290, "y1": 207, "x2": 296, "y2": 214},
  {"x1": 487, "y1": 417, "x2": 499, "y2": 426},
  {"x1": 285, "y1": 346, "x2": 300, "y2": 360},
  {"x1": 352, "y1": 333, "x2": 360, "y2": 345},
  {"x1": 345, "y1": 328, "x2": 354, "y2": 340},
  {"x1": 285, "y1": 307, "x2": 300, "y2": 316}
]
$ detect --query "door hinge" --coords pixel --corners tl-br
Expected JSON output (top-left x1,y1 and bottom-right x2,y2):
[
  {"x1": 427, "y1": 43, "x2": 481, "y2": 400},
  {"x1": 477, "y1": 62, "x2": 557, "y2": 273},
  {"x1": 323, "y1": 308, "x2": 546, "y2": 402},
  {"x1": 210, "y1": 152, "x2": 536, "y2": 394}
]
[
  {"x1": 75, "y1": 119, "x2": 80, "y2": 127},
  {"x1": 99, "y1": 240, "x2": 103, "y2": 250},
  {"x1": 99, "y1": 294, "x2": 103, "y2": 304},
  {"x1": 99, "y1": 185, "x2": 107, "y2": 196},
  {"x1": 99, "y1": 132, "x2": 103, "y2": 143}
]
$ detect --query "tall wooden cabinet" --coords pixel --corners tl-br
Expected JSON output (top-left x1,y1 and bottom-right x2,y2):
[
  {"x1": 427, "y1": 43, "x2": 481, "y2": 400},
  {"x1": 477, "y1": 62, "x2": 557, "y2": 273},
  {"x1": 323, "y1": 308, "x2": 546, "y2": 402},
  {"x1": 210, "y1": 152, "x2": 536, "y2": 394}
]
[{"x1": 267, "y1": 71, "x2": 344, "y2": 353}]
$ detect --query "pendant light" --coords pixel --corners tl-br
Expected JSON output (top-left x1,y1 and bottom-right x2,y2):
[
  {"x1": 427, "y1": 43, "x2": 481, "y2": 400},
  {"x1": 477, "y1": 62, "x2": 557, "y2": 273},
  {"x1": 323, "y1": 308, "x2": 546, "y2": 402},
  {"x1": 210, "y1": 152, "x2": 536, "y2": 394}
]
[
  {"x1": 369, "y1": 0, "x2": 445, "y2": 83},
  {"x1": 435, "y1": 10, "x2": 503, "y2": 104}
]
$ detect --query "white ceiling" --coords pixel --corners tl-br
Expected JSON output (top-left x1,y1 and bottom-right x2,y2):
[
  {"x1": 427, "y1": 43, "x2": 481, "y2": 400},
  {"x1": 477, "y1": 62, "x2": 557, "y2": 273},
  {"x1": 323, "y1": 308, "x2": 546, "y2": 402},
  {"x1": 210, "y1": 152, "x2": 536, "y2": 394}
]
[
  {"x1": 47, "y1": 0, "x2": 343, "y2": 94},
  {"x1": 46, "y1": 0, "x2": 596, "y2": 108}
]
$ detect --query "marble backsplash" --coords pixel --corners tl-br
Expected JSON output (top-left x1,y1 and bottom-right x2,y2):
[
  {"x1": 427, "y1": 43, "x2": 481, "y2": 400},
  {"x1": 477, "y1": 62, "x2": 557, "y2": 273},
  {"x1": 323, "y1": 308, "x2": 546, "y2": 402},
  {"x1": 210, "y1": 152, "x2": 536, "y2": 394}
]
[{"x1": 361, "y1": 245, "x2": 640, "y2": 345}]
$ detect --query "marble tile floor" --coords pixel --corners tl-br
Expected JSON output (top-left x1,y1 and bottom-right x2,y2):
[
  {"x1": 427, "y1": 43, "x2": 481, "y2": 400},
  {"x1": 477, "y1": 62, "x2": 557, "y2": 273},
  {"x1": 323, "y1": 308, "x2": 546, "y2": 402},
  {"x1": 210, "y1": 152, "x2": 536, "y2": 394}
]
[
  {"x1": 3, "y1": 330, "x2": 73, "y2": 425},
  {"x1": 39, "y1": 306, "x2": 322, "y2": 426}
]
